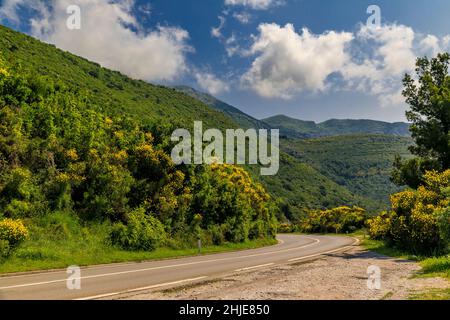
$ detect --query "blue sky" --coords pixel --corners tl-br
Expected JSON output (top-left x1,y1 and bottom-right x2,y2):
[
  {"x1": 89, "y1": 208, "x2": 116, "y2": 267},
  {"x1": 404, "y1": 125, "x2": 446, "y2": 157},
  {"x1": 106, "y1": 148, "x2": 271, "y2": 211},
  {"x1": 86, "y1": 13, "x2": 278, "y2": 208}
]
[{"x1": 1, "y1": 0, "x2": 450, "y2": 122}]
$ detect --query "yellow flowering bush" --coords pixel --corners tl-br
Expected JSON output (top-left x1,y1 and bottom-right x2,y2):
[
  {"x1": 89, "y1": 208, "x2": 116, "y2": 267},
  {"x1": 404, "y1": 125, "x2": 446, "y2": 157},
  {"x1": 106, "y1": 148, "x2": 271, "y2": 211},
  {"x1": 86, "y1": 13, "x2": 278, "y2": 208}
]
[
  {"x1": 0, "y1": 56, "x2": 8, "y2": 77},
  {"x1": 367, "y1": 212, "x2": 391, "y2": 240},
  {"x1": 189, "y1": 163, "x2": 277, "y2": 243},
  {"x1": 299, "y1": 206, "x2": 366, "y2": 234},
  {"x1": 0, "y1": 218, "x2": 29, "y2": 247},
  {"x1": 368, "y1": 170, "x2": 450, "y2": 255}
]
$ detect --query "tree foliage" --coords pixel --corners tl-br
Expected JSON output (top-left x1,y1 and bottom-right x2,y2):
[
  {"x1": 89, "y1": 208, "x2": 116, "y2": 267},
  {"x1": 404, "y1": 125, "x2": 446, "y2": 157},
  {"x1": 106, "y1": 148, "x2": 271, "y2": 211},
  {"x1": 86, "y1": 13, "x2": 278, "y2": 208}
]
[
  {"x1": 369, "y1": 170, "x2": 450, "y2": 255},
  {"x1": 297, "y1": 206, "x2": 366, "y2": 234},
  {"x1": 393, "y1": 53, "x2": 450, "y2": 187}
]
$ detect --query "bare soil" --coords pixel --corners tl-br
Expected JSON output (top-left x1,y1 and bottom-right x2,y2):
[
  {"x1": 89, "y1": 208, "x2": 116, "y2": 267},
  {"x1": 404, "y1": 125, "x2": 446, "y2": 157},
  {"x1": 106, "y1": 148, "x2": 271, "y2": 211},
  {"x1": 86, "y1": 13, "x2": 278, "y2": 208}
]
[{"x1": 114, "y1": 246, "x2": 450, "y2": 300}]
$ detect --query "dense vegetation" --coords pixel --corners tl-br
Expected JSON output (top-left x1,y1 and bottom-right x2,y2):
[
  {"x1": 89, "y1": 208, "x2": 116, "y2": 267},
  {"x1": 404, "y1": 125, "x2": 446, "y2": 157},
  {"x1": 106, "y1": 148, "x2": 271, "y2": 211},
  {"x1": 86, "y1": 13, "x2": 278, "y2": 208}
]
[
  {"x1": 256, "y1": 153, "x2": 368, "y2": 222},
  {"x1": 279, "y1": 206, "x2": 366, "y2": 234},
  {"x1": 369, "y1": 54, "x2": 450, "y2": 258},
  {"x1": 0, "y1": 55, "x2": 276, "y2": 266},
  {"x1": 175, "y1": 86, "x2": 271, "y2": 130},
  {"x1": 282, "y1": 135, "x2": 413, "y2": 211},
  {"x1": 368, "y1": 170, "x2": 450, "y2": 255},
  {"x1": 393, "y1": 53, "x2": 450, "y2": 189},
  {"x1": 263, "y1": 115, "x2": 411, "y2": 139}
]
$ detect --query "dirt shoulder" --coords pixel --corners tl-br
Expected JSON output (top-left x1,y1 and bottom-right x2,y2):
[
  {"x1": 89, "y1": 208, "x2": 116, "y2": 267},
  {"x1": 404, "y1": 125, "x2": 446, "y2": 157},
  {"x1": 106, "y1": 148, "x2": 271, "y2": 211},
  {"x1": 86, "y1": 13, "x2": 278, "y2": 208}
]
[{"x1": 114, "y1": 246, "x2": 450, "y2": 300}]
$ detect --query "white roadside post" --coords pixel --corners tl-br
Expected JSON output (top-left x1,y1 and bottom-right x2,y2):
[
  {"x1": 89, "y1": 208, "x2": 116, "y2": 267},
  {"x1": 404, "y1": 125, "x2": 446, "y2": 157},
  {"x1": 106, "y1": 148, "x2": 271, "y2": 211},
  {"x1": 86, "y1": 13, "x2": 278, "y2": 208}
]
[{"x1": 198, "y1": 238, "x2": 202, "y2": 254}]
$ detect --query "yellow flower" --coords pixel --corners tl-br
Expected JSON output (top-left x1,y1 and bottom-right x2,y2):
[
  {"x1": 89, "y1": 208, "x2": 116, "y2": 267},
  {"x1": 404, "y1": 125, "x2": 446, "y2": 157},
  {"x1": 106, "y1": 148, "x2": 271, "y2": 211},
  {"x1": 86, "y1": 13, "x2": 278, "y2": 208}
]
[
  {"x1": 114, "y1": 131, "x2": 125, "y2": 139},
  {"x1": 0, "y1": 67, "x2": 8, "y2": 76},
  {"x1": 113, "y1": 150, "x2": 128, "y2": 161},
  {"x1": 0, "y1": 218, "x2": 29, "y2": 246},
  {"x1": 66, "y1": 149, "x2": 79, "y2": 161},
  {"x1": 105, "y1": 117, "x2": 113, "y2": 126}
]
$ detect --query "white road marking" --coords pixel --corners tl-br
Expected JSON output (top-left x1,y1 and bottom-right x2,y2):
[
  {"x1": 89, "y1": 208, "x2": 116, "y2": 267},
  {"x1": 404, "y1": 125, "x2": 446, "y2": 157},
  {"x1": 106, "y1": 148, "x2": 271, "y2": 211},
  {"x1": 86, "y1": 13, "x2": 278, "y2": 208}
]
[
  {"x1": 235, "y1": 263, "x2": 275, "y2": 272},
  {"x1": 1, "y1": 236, "x2": 288, "y2": 280},
  {"x1": 75, "y1": 276, "x2": 208, "y2": 300},
  {"x1": 0, "y1": 237, "x2": 321, "y2": 290},
  {"x1": 288, "y1": 237, "x2": 359, "y2": 262}
]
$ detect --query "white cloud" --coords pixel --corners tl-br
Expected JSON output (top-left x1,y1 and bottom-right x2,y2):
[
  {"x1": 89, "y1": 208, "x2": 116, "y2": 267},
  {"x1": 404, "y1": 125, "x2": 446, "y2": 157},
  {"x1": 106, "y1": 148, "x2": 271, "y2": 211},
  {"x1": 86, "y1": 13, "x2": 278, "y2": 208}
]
[
  {"x1": 0, "y1": 0, "x2": 24, "y2": 22},
  {"x1": 443, "y1": 35, "x2": 450, "y2": 50},
  {"x1": 341, "y1": 24, "x2": 417, "y2": 100},
  {"x1": 419, "y1": 34, "x2": 442, "y2": 57},
  {"x1": 358, "y1": 24, "x2": 416, "y2": 77},
  {"x1": 0, "y1": 0, "x2": 191, "y2": 82},
  {"x1": 233, "y1": 11, "x2": 251, "y2": 24},
  {"x1": 194, "y1": 71, "x2": 230, "y2": 95},
  {"x1": 242, "y1": 23, "x2": 353, "y2": 99},
  {"x1": 242, "y1": 22, "x2": 450, "y2": 107},
  {"x1": 225, "y1": 33, "x2": 242, "y2": 57},
  {"x1": 224, "y1": 0, "x2": 278, "y2": 10},
  {"x1": 211, "y1": 16, "x2": 226, "y2": 39}
]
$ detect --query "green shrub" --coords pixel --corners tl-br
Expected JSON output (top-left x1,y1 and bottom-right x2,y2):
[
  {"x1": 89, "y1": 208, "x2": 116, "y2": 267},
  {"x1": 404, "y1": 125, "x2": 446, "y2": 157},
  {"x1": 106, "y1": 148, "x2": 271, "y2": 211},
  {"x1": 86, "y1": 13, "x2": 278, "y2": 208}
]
[
  {"x1": 368, "y1": 170, "x2": 450, "y2": 255},
  {"x1": 0, "y1": 239, "x2": 10, "y2": 260},
  {"x1": 249, "y1": 220, "x2": 265, "y2": 240},
  {"x1": 299, "y1": 206, "x2": 366, "y2": 234},
  {"x1": 109, "y1": 207, "x2": 166, "y2": 251},
  {"x1": 438, "y1": 207, "x2": 450, "y2": 246},
  {"x1": 278, "y1": 223, "x2": 294, "y2": 233},
  {"x1": 207, "y1": 225, "x2": 225, "y2": 246},
  {"x1": 0, "y1": 218, "x2": 29, "y2": 247}
]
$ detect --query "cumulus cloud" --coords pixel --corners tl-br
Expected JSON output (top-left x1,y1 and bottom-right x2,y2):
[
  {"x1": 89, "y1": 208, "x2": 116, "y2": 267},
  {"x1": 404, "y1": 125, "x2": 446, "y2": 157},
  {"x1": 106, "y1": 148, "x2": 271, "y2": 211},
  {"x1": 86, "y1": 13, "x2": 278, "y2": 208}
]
[
  {"x1": 242, "y1": 22, "x2": 450, "y2": 107},
  {"x1": 419, "y1": 34, "x2": 442, "y2": 57},
  {"x1": 0, "y1": 0, "x2": 191, "y2": 82},
  {"x1": 242, "y1": 23, "x2": 353, "y2": 99},
  {"x1": 194, "y1": 71, "x2": 230, "y2": 95},
  {"x1": 224, "y1": 0, "x2": 279, "y2": 10},
  {"x1": 340, "y1": 24, "x2": 417, "y2": 99}
]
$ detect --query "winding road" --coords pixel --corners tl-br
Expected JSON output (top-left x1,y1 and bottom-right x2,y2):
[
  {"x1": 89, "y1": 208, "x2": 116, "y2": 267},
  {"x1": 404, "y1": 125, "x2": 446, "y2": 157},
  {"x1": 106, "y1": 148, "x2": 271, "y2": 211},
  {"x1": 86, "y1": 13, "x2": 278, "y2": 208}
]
[{"x1": 0, "y1": 234, "x2": 358, "y2": 300}]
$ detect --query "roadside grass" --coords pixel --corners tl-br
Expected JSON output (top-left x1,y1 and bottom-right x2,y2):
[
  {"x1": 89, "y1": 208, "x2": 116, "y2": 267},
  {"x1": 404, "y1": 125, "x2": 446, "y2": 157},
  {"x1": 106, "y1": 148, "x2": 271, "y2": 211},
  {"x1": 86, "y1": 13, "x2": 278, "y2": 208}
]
[
  {"x1": 360, "y1": 238, "x2": 419, "y2": 261},
  {"x1": 409, "y1": 288, "x2": 450, "y2": 300},
  {"x1": 360, "y1": 237, "x2": 450, "y2": 299},
  {"x1": 420, "y1": 256, "x2": 450, "y2": 279},
  {"x1": 0, "y1": 214, "x2": 277, "y2": 275},
  {"x1": 360, "y1": 238, "x2": 450, "y2": 279}
]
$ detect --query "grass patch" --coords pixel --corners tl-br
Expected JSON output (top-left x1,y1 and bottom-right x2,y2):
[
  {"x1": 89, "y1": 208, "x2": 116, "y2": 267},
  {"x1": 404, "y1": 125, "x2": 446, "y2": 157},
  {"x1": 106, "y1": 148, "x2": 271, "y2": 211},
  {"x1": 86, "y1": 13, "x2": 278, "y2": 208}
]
[
  {"x1": 409, "y1": 288, "x2": 450, "y2": 300},
  {"x1": 0, "y1": 214, "x2": 277, "y2": 275},
  {"x1": 360, "y1": 238, "x2": 450, "y2": 300},
  {"x1": 360, "y1": 238, "x2": 450, "y2": 279},
  {"x1": 360, "y1": 238, "x2": 419, "y2": 261},
  {"x1": 419, "y1": 256, "x2": 450, "y2": 279}
]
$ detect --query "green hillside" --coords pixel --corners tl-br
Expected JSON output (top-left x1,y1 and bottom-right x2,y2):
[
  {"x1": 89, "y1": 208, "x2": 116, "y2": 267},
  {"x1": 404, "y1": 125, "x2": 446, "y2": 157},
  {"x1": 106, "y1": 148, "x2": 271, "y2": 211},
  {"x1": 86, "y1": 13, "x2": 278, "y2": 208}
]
[
  {"x1": 0, "y1": 25, "x2": 236, "y2": 131},
  {"x1": 264, "y1": 115, "x2": 411, "y2": 139},
  {"x1": 0, "y1": 24, "x2": 371, "y2": 222},
  {"x1": 251, "y1": 153, "x2": 375, "y2": 221},
  {"x1": 173, "y1": 86, "x2": 376, "y2": 213},
  {"x1": 282, "y1": 134, "x2": 414, "y2": 209},
  {"x1": 175, "y1": 86, "x2": 271, "y2": 130}
]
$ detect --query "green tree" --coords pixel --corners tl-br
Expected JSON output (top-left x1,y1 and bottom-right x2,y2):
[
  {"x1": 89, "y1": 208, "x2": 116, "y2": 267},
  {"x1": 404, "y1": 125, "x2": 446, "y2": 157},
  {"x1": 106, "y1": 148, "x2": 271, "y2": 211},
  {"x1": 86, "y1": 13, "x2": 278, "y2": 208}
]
[{"x1": 393, "y1": 53, "x2": 450, "y2": 187}]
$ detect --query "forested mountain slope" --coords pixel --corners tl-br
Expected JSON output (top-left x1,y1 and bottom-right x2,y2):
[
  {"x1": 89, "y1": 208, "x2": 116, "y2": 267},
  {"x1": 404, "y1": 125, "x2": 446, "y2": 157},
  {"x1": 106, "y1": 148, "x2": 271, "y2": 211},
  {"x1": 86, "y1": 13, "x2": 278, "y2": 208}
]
[{"x1": 264, "y1": 115, "x2": 410, "y2": 139}]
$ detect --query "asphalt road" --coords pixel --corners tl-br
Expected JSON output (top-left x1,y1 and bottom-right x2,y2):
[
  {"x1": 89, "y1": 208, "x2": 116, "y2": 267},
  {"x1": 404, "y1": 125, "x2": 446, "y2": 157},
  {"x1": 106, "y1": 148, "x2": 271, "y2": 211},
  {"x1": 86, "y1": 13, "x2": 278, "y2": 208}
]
[{"x1": 0, "y1": 234, "x2": 357, "y2": 300}]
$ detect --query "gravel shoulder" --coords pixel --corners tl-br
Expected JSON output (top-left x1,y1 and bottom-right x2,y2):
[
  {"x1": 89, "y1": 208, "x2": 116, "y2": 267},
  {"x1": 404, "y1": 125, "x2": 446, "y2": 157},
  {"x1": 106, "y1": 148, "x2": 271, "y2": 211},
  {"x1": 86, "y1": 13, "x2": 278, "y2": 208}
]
[{"x1": 113, "y1": 245, "x2": 450, "y2": 300}]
